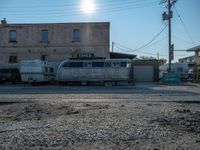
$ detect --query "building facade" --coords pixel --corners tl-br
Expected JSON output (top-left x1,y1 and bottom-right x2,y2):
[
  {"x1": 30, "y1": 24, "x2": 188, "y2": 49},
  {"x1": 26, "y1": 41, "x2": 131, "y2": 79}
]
[
  {"x1": 186, "y1": 45, "x2": 200, "y2": 80},
  {"x1": 179, "y1": 56, "x2": 195, "y2": 64},
  {"x1": 0, "y1": 19, "x2": 110, "y2": 69},
  {"x1": 186, "y1": 45, "x2": 200, "y2": 65},
  {"x1": 178, "y1": 56, "x2": 195, "y2": 70}
]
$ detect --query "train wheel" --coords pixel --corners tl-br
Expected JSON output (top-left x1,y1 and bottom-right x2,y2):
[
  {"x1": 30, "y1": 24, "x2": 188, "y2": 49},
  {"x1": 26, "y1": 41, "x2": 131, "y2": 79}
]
[
  {"x1": 81, "y1": 81, "x2": 87, "y2": 86},
  {"x1": 0, "y1": 81, "x2": 5, "y2": 84},
  {"x1": 49, "y1": 79, "x2": 55, "y2": 85},
  {"x1": 12, "y1": 80, "x2": 17, "y2": 84},
  {"x1": 104, "y1": 82, "x2": 113, "y2": 86}
]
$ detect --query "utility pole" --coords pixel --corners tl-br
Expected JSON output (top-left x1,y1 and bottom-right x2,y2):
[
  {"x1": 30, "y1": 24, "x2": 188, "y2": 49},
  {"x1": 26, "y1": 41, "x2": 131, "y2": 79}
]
[
  {"x1": 111, "y1": 42, "x2": 114, "y2": 52},
  {"x1": 168, "y1": 0, "x2": 172, "y2": 72},
  {"x1": 157, "y1": 52, "x2": 159, "y2": 60},
  {"x1": 161, "y1": 0, "x2": 177, "y2": 73}
]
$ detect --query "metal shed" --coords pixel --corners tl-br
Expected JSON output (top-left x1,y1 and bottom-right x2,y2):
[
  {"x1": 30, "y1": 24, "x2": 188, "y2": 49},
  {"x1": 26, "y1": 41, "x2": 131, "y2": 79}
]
[{"x1": 132, "y1": 60, "x2": 159, "y2": 82}]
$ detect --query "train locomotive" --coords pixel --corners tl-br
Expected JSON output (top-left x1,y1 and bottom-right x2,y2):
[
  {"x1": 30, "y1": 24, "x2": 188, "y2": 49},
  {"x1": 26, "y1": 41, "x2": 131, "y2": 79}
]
[{"x1": 56, "y1": 58, "x2": 132, "y2": 85}]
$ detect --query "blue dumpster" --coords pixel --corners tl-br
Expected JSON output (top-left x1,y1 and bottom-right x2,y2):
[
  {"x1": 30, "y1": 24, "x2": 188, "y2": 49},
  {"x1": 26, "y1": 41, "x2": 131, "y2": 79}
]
[{"x1": 162, "y1": 72, "x2": 181, "y2": 83}]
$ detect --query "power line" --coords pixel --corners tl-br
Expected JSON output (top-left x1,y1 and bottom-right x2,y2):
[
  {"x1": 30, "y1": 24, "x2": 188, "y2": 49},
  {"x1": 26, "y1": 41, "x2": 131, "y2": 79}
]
[
  {"x1": 172, "y1": 35, "x2": 194, "y2": 45},
  {"x1": 115, "y1": 44, "x2": 190, "y2": 58},
  {"x1": 0, "y1": 0, "x2": 156, "y2": 9},
  {"x1": 113, "y1": 24, "x2": 189, "y2": 57},
  {"x1": 2, "y1": 3, "x2": 157, "y2": 16},
  {"x1": 0, "y1": 1, "x2": 158, "y2": 18},
  {"x1": 114, "y1": 37, "x2": 165, "y2": 54},
  {"x1": 1, "y1": 3, "x2": 158, "y2": 19},
  {"x1": 115, "y1": 24, "x2": 167, "y2": 52},
  {"x1": 115, "y1": 44, "x2": 160, "y2": 56},
  {"x1": 141, "y1": 35, "x2": 167, "y2": 49},
  {"x1": 173, "y1": 6, "x2": 195, "y2": 45}
]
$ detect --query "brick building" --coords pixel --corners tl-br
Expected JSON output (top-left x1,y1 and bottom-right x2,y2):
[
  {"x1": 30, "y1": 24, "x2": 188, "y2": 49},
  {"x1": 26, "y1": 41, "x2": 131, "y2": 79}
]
[{"x1": 0, "y1": 19, "x2": 110, "y2": 69}]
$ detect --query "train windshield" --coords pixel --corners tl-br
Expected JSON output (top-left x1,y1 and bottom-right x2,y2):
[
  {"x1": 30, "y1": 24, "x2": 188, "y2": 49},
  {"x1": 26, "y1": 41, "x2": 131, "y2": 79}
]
[
  {"x1": 92, "y1": 62, "x2": 104, "y2": 67},
  {"x1": 62, "y1": 62, "x2": 84, "y2": 68},
  {"x1": 61, "y1": 60, "x2": 130, "y2": 68},
  {"x1": 121, "y1": 62, "x2": 127, "y2": 67}
]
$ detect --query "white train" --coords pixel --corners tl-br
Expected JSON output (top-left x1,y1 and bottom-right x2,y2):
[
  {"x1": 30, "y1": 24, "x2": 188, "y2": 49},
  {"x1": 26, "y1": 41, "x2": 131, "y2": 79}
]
[
  {"x1": 56, "y1": 59, "x2": 132, "y2": 85},
  {"x1": 20, "y1": 60, "x2": 58, "y2": 83}
]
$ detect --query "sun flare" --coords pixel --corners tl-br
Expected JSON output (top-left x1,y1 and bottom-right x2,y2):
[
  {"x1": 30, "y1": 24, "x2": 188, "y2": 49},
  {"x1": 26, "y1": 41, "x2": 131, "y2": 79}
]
[{"x1": 80, "y1": 0, "x2": 96, "y2": 15}]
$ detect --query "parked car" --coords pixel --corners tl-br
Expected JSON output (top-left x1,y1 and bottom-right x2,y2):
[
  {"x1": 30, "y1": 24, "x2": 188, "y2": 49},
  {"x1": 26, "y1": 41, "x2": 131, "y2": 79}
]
[{"x1": 0, "y1": 68, "x2": 21, "y2": 84}]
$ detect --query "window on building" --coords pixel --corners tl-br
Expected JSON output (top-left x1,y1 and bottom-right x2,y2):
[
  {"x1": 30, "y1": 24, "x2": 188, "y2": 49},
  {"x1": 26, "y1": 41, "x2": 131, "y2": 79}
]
[
  {"x1": 41, "y1": 55, "x2": 48, "y2": 61},
  {"x1": 9, "y1": 30, "x2": 17, "y2": 42},
  {"x1": 9, "y1": 56, "x2": 18, "y2": 63},
  {"x1": 49, "y1": 68, "x2": 54, "y2": 73},
  {"x1": 73, "y1": 29, "x2": 80, "y2": 42},
  {"x1": 41, "y1": 30, "x2": 49, "y2": 42}
]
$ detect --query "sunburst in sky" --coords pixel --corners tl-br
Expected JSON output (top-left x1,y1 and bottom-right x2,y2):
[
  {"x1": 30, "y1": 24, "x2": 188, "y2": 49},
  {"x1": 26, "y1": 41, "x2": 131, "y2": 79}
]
[{"x1": 80, "y1": 0, "x2": 97, "y2": 15}]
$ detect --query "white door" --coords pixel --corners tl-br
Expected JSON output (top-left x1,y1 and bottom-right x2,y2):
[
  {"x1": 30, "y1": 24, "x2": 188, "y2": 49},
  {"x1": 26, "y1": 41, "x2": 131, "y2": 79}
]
[{"x1": 133, "y1": 65, "x2": 154, "y2": 82}]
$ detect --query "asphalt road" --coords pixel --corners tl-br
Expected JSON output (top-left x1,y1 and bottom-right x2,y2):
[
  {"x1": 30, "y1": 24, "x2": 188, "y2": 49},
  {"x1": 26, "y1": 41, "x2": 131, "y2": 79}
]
[{"x1": 0, "y1": 83, "x2": 199, "y2": 103}]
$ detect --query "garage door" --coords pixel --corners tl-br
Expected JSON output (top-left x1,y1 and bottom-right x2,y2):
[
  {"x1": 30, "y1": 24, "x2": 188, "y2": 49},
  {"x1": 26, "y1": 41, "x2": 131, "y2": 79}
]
[{"x1": 133, "y1": 65, "x2": 154, "y2": 82}]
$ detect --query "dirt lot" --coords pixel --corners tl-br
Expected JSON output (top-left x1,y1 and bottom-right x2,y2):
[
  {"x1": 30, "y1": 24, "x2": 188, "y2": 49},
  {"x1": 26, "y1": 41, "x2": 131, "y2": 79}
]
[{"x1": 0, "y1": 83, "x2": 200, "y2": 150}]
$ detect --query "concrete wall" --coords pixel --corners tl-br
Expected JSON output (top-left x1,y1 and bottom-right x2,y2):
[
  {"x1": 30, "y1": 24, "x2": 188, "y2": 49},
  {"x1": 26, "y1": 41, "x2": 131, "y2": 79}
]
[{"x1": 0, "y1": 22, "x2": 110, "y2": 68}]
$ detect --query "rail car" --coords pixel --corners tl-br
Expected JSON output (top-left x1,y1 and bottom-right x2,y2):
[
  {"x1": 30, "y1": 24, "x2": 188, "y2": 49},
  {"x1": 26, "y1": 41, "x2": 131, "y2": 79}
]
[
  {"x1": 20, "y1": 60, "x2": 58, "y2": 83},
  {"x1": 56, "y1": 59, "x2": 132, "y2": 85}
]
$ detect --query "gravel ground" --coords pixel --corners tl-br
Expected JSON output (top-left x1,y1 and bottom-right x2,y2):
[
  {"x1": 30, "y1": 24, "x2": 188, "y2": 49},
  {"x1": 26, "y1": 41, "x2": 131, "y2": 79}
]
[{"x1": 0, "y1": 83, "x2": 200, "y2": 150}]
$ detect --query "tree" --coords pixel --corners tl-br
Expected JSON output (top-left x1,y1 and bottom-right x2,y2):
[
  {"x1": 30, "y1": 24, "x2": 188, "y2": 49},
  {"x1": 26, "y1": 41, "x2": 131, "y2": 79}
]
[
  {"x1": 139, "y1": 56, "x2": 167, "y2": 66},
  {"x1": 159, "y1": 58, "x2": 167, "y2": 66},
  {"x1": 139, "y1": 56, "x2": 156, "y2": 60}
]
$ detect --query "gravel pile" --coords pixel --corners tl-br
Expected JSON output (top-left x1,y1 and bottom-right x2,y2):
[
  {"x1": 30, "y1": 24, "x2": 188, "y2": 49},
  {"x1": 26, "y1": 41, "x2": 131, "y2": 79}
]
[
  {"x1": 151, "y1": 108, "x2": 200, "y2": 133},
  {"x1": 0, "y1": 103, "x2": 78, "y2": 121},
  {"x1": 0, "y1": 84, "x2": 200, "y2": 149},
  {"x1": 0, "y1": 101, "x2": 199, "y2": 149}
]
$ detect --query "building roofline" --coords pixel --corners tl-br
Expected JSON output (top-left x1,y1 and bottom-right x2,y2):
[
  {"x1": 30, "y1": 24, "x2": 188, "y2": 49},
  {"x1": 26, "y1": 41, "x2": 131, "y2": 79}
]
[
  {"x1": 186, "y1": 45, "x2": 200, "y2": 51},
  {"x1": 110, "y1": 52, "x2": 136, "y2": 59},
  {"x1": 178, "y1": 55, "x2": 195, "y2": 60},
  {"x1": 1, "y1": 22, "x2": 110, "y2": 26}
]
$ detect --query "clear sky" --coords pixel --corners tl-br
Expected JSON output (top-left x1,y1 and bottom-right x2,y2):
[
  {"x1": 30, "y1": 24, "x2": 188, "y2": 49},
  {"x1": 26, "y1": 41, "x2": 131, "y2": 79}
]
[{"x1": 0, "y1": 0, "x2": 199, "y2": 62}]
